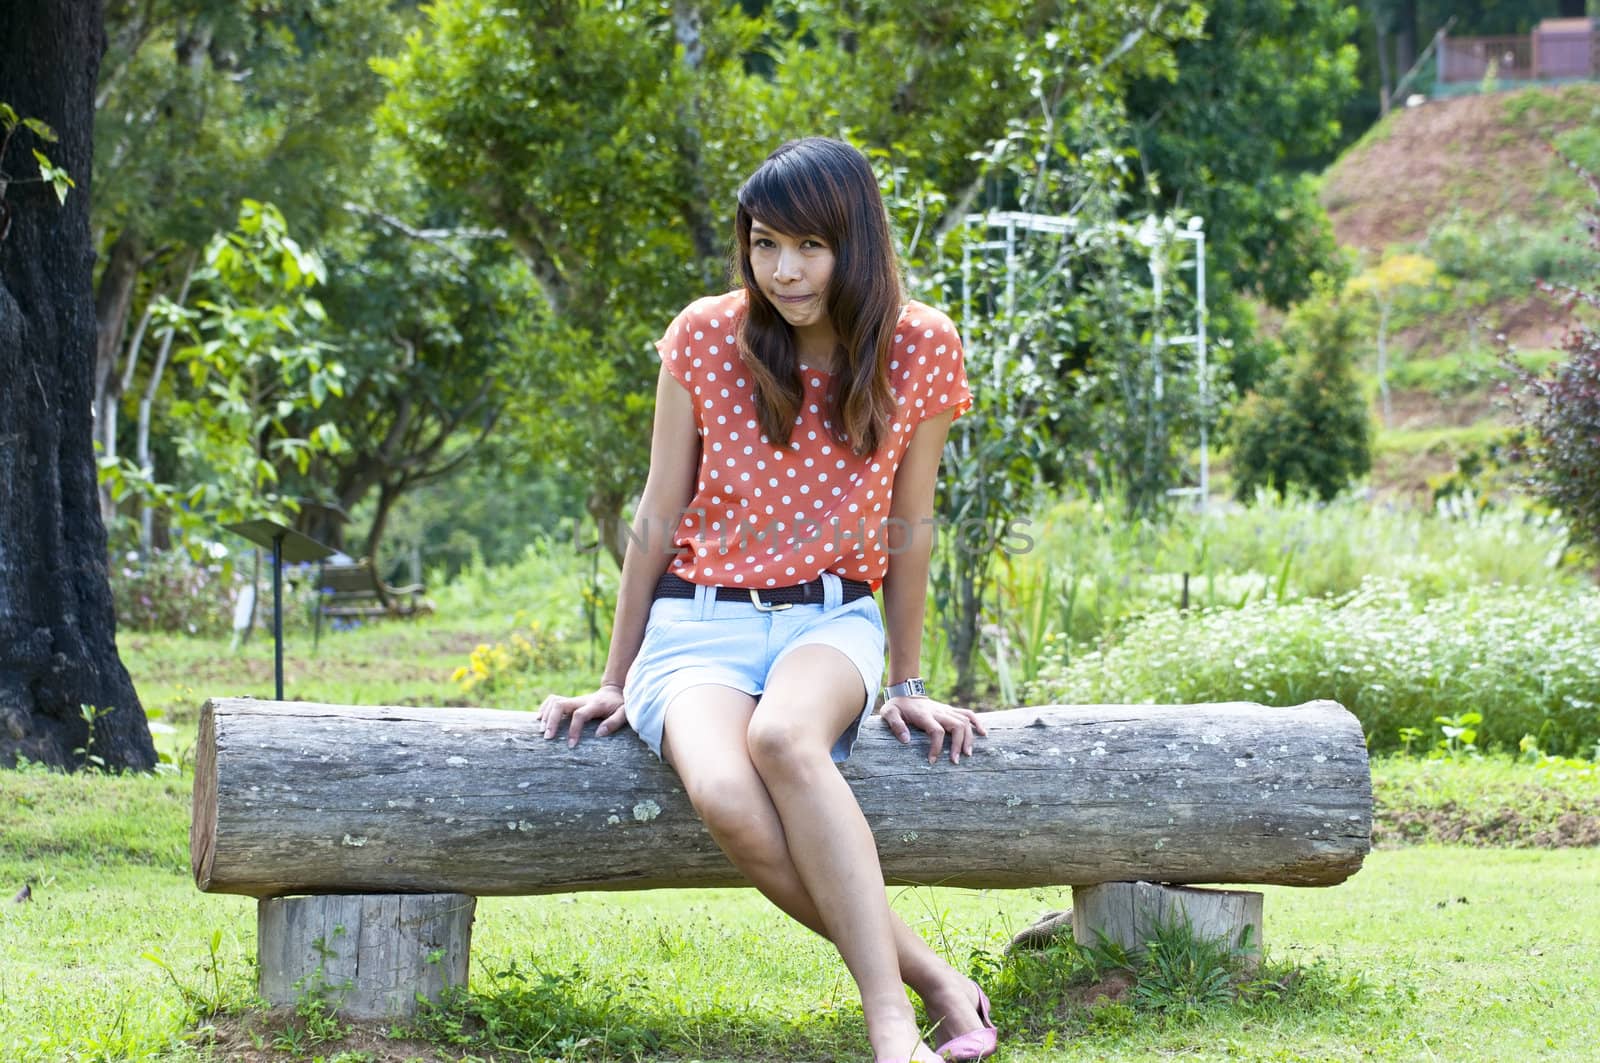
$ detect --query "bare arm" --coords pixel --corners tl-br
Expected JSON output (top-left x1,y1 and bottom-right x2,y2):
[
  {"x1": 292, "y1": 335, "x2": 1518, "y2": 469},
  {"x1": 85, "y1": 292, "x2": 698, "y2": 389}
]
[
  {"x1": 539, "y1": 363, "x2": 699, "y2": 744},
  {"x1": 879, "y1": 408, "x2": 986, "y2": 764},
  {"x1": 599, "y1": 363, "x2": 700, "y2": 687},
  {"x1": 881, "y1": 408, "x2": 952, "y2": 684}
]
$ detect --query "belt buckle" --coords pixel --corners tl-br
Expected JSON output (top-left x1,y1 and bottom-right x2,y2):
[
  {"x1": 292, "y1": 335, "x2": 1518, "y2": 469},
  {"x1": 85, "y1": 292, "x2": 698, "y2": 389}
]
[{"x1": 749, "y1": 589, "x2": 792, "y2": 612}]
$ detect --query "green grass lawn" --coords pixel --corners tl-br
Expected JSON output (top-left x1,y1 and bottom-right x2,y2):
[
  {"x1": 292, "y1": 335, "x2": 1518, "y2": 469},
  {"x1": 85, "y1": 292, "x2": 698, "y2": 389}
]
[
  {"x1": 5, "y1": 606, "x2": 1598, "y2": 1061},
  {"x1": 3, "y1": 735, "x2": 1598, "y2": 1060}
]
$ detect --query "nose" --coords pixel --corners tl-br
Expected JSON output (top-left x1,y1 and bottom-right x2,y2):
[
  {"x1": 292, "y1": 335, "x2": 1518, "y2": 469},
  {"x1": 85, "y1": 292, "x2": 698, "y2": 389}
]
[{"x1": 773, "y1": 247, "x2": 802, "y2": 282}]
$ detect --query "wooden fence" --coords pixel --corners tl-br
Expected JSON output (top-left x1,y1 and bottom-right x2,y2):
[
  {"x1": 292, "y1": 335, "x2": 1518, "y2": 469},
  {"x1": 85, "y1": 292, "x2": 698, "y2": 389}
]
[{"x1": 1439, "y1": 19, "x2": 1595, "y2": 84}]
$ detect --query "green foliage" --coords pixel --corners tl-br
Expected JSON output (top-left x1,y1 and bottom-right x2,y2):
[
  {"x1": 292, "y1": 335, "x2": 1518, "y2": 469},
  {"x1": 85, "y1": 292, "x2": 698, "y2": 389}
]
[
  {"x1": 1122, "y1": 0, "x2": 1361, "y2": 386},
  {"x1": 99, "y1": 201, "x2": 345, "y2": 546},
  {"x1": 1026, "y1": 577, "x2": 1600, "y2": 756},
  {"x1": 303, "y1": 143, "x2": 548, "y2": 559},
  {"x1": 1229, "y1": 281, "x2": 1373, "y2": 502},
  {"x1": 95, "y1": 0, "x2": 404, "y2": 246},
  {"x1": 1372, "y1": 750, "x2": 1600, "y2": 847},
  {"x1": 0, "y1": 101, "x2": 72, "y2": 205},
  {"x1": 142, "y1": 929, "x2": 232, "y2": 1022},
  {"x1": 374, "y1": 0, "x2": 775, "y2": 544},
  {"x1": 410, "y1": 963, "x2": 661, "y2": 1060}
]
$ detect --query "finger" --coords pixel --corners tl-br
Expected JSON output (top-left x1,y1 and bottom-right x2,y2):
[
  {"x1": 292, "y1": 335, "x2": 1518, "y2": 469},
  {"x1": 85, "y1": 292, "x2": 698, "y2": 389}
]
[
  {"x1": 567, "y1": 703, "x2": 596, "y2": 747},
  {"x1": 945, "y1": 720, "x2": 967, "y2": 764},
  {"x1": 542, "y1": 698, "x2": 573, "y2": 740},
  {"x1": 594, "y1": 705, "x2": 627, "y2": 738},
  {"x1": 926, "y1": 722, "x2": 945, "y2": 765},
  {"x1": 966, "y1": 710, "x2": 988, "y2": 737},
  {"x1": 881, "y1": 705, "x2": 911, "y2": 744}
]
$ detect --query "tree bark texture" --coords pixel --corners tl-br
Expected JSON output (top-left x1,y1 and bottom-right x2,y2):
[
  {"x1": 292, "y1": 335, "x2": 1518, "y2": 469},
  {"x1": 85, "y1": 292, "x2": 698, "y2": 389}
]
[
  {"x1": 257, "y1": 892, "x2": 474, "y2": 1019},
  {"x1": 0, "y1": 0, "x2": 156, "y2": 771},
  {"x1": 193, "y1": 699, "x2": 1371, "y2": 898}
]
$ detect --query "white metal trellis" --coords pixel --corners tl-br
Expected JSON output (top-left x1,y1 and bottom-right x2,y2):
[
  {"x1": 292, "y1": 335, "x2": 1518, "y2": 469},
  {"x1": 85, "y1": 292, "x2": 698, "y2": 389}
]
[{"x1": 956, "y1": 210, "x2": 1210, "y2": 507}]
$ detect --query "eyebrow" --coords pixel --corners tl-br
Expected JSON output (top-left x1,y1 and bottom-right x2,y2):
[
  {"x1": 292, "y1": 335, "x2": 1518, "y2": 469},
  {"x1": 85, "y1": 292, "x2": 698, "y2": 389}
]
[{"x1": 749, "y1": 222, "x2": 777, "y2": 237}]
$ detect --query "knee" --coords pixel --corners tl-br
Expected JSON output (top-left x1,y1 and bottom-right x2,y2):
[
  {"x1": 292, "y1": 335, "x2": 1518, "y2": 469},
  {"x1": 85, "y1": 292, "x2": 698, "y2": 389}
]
[
  {"x1": 684, "y1": 770, "x2": 767, "y2": 845},
  {"x1": 745, "y1": 710, "x2": 826, "y2": 780}
]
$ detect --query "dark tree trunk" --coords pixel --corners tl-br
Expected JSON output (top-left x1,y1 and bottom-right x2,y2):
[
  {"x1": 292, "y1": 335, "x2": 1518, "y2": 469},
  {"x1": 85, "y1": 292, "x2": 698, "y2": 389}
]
[{"x1": 0, "y1": 0, "x2": 156, "y2": 771}]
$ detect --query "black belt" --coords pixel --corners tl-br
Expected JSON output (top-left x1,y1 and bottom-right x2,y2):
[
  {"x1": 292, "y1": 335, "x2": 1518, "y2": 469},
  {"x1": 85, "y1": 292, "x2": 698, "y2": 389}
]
[{"x1": 655, "y1": 572, "x2": 872, "y2": 611}]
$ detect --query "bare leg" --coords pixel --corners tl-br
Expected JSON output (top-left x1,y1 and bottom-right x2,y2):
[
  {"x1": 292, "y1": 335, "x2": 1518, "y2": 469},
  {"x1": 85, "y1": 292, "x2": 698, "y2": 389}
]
[
  {"x1": 661, "y1": 682, "x2": 983, "y2": 1056},
  {"x1": 743, "y1": 645, "x2": 950, "y2": 1062}
]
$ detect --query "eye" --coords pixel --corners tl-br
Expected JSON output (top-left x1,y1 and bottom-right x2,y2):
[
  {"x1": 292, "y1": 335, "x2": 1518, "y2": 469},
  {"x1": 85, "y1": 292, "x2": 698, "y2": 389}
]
[
  {"x1": 802, "y1": 239, "x2": 828, "y2": 250},
  {"x1": 753, "y1": 237, "x2": 777, "y2": 250}
]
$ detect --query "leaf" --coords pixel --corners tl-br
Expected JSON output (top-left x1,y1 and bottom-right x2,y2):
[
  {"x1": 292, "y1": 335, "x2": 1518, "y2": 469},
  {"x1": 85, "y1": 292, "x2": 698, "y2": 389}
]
[
  {"x1": 21, "y1": 117, "x2": 57, "y2": 143},
  {"x1": 0, "y1": 103, "x2": 16, "y2": 129}
]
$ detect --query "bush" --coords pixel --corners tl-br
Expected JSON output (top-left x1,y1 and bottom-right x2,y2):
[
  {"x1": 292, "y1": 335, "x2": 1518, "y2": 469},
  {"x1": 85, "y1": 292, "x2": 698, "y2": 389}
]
[
  {"x1": 1229, "y1": 283, "x2": 1372, "y2": 502},
  {"x1": 1507, "y1": 153, "x2": 1600, "y2": 559},
  {"x1": 1024, "y1": 578, "x2": 1600, "y2": 756},
  {"x1": 110, "y1": 548, "x2": 322, "y2": 636},
  {"x1": 110, "y1": 549, "x2": 240, "y2": 636}
]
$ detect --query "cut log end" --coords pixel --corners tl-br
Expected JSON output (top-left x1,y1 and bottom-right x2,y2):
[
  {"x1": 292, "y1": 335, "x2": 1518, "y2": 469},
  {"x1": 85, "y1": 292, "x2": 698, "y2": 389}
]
[{"x1": 190, "y1": 702, "x2": 218, "y2": 890}]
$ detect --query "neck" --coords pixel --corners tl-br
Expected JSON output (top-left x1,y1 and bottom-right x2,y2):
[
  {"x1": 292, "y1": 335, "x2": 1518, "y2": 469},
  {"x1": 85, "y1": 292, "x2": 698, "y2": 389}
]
[{"x1": 795, "y1": 322, "x2": 837, "y2": 370}]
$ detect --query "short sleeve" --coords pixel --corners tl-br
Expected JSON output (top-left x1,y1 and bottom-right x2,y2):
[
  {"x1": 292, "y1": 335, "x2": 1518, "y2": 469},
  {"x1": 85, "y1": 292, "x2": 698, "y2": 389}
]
[
  {"x1": 913, "y1": 308, "x2": 973, "y2": 426},
  {"x1": 655, "y1": 304, "x2": 697, "y2": 391}
]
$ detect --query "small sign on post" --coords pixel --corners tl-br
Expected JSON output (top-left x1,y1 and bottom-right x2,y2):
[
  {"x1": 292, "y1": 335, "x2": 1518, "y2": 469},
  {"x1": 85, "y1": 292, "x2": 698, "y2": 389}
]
[{"x1": 222, "y1": 520, "x2": 335, "y2": 701}]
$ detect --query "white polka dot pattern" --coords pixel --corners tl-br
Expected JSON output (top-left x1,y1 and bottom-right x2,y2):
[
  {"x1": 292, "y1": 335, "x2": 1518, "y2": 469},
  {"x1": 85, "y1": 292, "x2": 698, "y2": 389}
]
[{"x1": 656, "y1": 290, "x2": 972, "y2": 590}]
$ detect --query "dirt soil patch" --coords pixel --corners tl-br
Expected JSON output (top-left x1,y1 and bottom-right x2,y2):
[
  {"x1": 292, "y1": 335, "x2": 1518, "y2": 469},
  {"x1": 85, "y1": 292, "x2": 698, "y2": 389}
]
[
  {"x1": 199, "y1": 1012, "x2": 463, "y2": 1061},
  {"x1": 1321, "y1": 86, "x2": 1599, "y2": 254},
  {"x1": 1374, "y1": 784, "x2": 1600, "y2": 848}
]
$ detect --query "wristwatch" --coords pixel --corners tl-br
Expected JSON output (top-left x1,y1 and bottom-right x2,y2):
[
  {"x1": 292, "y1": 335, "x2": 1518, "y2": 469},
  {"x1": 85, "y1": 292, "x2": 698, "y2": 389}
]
[{"x1": 883, "y1": 677, "x2": 927, "y2": 700}]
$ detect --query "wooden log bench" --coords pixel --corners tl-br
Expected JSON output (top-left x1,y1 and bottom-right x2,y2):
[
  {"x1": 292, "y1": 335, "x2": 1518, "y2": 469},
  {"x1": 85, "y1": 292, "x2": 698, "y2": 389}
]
[{"x1": 191, "y1": 698, "x2": 1372, "y2": 1019}]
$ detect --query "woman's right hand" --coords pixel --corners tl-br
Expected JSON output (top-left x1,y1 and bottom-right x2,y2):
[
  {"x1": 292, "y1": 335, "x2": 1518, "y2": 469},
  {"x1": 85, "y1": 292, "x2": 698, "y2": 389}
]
[{"x1": 537, "y1": 685, "x2": 628, "y2": 748}]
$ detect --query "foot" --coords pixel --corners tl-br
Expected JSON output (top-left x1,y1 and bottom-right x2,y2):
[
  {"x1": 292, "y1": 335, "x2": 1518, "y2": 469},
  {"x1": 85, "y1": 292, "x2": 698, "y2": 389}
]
[
  {"x1": 866, "y1": 1008, "x2": 942, "y2": 1063},
  {"x1": 925, "y1": 978, "x2": 996, "y2": 1061},
  {"x1": 918, "y1": 973, "x2": 986, "y2": 1044}
]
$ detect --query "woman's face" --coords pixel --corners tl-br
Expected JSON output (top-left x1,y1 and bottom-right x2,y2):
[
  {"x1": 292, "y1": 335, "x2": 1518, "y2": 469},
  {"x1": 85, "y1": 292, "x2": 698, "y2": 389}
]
[{"x1": 748, "y1": 219, "x2": 835, "y2": 336}]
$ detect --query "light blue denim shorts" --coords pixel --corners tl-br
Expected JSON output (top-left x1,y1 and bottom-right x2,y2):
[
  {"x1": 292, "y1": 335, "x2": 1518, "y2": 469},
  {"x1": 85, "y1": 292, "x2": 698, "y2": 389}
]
[{"x1": 623, "y1": 573, "x2": 886, "y2": 764}]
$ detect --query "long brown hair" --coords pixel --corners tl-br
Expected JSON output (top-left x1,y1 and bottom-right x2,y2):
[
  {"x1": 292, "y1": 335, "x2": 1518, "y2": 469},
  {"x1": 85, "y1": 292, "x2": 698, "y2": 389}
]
[{"x1": 734, "y1": 138, "x2": 902, "y2": 456}]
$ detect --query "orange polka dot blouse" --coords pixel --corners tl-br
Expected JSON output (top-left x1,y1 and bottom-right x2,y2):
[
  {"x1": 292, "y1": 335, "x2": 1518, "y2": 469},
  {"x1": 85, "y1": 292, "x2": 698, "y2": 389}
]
[{"x1": 657, "y1": 289, "x2": 973, "y2": 592}]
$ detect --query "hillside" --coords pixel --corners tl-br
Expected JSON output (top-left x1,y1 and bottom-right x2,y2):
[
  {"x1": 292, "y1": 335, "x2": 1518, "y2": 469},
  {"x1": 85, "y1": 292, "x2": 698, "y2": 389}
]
[{"x1": 1316, "y1": 83, "x2": 1600, "y2": 496}]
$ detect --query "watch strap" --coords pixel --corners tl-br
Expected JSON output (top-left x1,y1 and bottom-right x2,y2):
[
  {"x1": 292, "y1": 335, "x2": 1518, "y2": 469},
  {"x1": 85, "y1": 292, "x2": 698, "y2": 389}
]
[{"x1": 883, "y1": 677, "x2": 927, "y2": 700}]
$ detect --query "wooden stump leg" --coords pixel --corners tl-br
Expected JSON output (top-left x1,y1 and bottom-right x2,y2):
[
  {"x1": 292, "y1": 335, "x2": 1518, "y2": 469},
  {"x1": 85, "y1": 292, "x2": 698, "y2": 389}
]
[
  {"x1": 1071, "y1": 882, "x2": 1262, "y2": 971},
  {"x1": 257, "y1": 893, "x2": 475, "y2": 1019}
]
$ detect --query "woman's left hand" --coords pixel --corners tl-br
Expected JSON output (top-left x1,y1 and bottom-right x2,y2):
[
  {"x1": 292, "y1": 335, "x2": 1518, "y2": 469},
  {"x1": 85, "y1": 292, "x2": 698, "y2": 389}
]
[{"x1": 878, "y1": 696, "x2": 988, "y2": 765}]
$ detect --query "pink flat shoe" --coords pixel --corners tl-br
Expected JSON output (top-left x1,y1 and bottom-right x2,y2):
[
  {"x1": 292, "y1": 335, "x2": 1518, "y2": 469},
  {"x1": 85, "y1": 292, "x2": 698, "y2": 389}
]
[{"x1": 933, "y1": 980, "x2": 998, "y2": 1061}]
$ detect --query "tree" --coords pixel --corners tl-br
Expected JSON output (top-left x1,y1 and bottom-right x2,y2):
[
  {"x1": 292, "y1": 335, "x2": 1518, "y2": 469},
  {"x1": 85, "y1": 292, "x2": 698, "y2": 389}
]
[
  {"x1": 1122, "y1": 0, "x2": 1361, "y2": 388},
  {"x1": 298, "y1": 150, "x2": 545, "y2": 563},
  {"x1": 91, "y1": 0, "x2": 406, "y2": 525},
  {"x1": 99, "y1": 200, "x2": 349, "y2": 549},
  {"x1": 377, "y1": 0, "x2": 777, "y2": 564},
  {"x1": 1348, "y1": 250, "x2": 1438, "y2": 427},
  {"x1": 0, "y1": 0, "x2": 157, "y2": 771},
  {"x1": 1508, "y1": 156, "x2": 1600, "y2": 561},
  {"x1": 1229, "y1": 280, "x2": 1373, "y2": 502}
]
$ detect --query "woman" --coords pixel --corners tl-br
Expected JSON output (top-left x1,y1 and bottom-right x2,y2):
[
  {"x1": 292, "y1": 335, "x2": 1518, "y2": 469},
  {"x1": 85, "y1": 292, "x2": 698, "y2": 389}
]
[{"x1": 537, "y1": 137, "x2": 996, "y2": 1063}]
